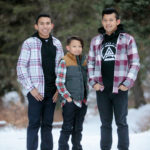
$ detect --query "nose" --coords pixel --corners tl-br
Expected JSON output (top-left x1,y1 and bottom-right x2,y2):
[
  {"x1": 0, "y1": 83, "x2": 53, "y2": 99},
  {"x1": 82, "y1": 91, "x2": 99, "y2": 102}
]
[
  {"x1": 43, "y1": 24, "x2": 47, "y2": 28},
  {"x1": 43, "y1": 23, "x2": 48, "y2": 28},
  {"x1": 106, "y1": 21, "x2": 110, "y2": 24}
]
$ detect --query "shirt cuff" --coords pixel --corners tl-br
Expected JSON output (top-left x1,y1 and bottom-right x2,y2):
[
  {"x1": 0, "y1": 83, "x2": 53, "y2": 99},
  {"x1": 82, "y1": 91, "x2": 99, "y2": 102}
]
[{"x1": 64, "y1": 93, "x2": 70, "y2": 99}]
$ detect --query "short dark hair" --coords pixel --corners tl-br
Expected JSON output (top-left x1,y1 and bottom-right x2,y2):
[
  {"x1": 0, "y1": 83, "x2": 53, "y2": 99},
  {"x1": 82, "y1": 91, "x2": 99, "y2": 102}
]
[
  {"x1": 35, "y1": 14, "x2": 52, "y2": 24},
  {"x1": 66, "y1": 36, "x2": 84, "y2": 48},
  {"x1": 102, "y1": 8, "x2": 119, "y2": 19}
]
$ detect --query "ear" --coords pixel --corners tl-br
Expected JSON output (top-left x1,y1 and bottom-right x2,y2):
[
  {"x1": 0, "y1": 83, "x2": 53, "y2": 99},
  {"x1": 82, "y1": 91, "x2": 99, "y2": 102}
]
[
  {"x1": 34, "y1": 24, "x2": 38, "y2": 30},
  {"x1": 51, "y1": 23, "x2": 54, "y2": 29},
  {"x1": 101, "y1": 19, "x2": 105, "y2": 27},
  {"x1": 117, "y1": 19, "x2": 121, "y2": 25},
  {"x1": 66, "y1": 45, "x2": 70, "y2": 51}
]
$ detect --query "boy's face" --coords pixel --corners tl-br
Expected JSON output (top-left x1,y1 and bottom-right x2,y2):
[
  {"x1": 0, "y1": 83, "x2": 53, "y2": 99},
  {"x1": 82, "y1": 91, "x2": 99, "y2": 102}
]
[
  {"x1": 66, "y1": 40, "x2": 83, "y2": 56},
  {"x1": 102, "y1": 13, "x2": 120, "y2": 35},
  {"x1": 34, "y1": 17, "x2": 53, "y2": 39}
]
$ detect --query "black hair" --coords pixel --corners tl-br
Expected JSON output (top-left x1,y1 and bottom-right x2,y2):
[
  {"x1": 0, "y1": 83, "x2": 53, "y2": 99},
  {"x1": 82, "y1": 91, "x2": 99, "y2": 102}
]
[
  {"x1": 66, "y1": 36, "x2": 84, "y2": 48},
  {"x1": 102, "y1": 8, "x2": 119, "y2": 19},
  {"x1": 35, "y1": 14, "x2": 52, "y2": 24}
]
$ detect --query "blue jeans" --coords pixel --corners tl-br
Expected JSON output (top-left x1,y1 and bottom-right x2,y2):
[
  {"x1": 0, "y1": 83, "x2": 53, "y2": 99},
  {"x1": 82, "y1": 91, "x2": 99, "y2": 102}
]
[
  {"x1": 96, "y1": 90, "x2": 129, "y2": 150},
  {"x1": 58, "y1": 102, "x2": 87, "y2": 150},
  {"x1": 27, "y1": 93, "x2": 56, "y2": 150}
]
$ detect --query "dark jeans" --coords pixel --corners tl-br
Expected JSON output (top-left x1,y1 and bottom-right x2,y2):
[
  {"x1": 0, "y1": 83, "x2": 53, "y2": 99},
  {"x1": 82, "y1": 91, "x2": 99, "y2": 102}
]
[
  {"x1": 58, "y1": 102, "x2": 87, "y2": 150},
  {"x1": 27, "y1": 92, "x2": 56, "y2": 150},
  {"x1": 96, "y1": 90, "x2": 129, "y2": 150}
]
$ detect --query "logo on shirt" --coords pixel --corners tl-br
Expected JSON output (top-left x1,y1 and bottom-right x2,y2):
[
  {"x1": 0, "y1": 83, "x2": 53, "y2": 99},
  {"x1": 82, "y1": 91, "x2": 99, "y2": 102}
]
[{"x1": 101, "y1": 43, "x2": 116, "y2": 61}]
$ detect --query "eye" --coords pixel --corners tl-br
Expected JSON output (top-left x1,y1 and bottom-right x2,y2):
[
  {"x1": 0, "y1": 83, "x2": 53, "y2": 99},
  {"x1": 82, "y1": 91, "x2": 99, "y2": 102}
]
[{"x1": 46, "y1": 22, "x2": 51, "y2": 25}]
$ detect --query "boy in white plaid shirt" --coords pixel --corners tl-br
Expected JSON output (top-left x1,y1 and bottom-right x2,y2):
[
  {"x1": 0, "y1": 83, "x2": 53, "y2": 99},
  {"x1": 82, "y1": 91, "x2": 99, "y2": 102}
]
[{"x1": 17, "y1": 14, "x2": 64, "y2": 150}]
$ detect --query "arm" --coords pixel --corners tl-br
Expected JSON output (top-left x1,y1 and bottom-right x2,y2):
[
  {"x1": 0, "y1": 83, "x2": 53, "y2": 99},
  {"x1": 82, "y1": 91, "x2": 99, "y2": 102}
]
[
  {"x1": 56, "y1": 60, "x2": 72, "y2": 102},
  {"x1": 88, "y1": 39, "x2": 104, "y2": 91},
  {"x1": 17, "y1": 40, "x2": 44, "y2": 101},
  {"x1": 16, "y1": 40, "x2": 34, "y2": 92},
  {"x1": 87, "y1": 39, "x2": 97, "y2": 87},
  {"x1": 55, "y1": 40, "x2": 64, "y2": 74},
  {"x1": 122, "y1": 36, "x2": 140, "y2": 89},
  {"x1": 52, "y1": 39, "x2": 64, "y2": 102}
]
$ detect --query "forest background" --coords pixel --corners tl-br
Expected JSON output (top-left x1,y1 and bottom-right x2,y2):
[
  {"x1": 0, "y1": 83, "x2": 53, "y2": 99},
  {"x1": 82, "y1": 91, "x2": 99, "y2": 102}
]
[{"x1": 0, "y1": 0, "x2": 150, "y2": 127}]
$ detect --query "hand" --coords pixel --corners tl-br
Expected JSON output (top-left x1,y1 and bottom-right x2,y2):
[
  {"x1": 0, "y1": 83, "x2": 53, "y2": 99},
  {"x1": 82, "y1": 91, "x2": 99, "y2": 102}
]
[
  {"x1": 93, "y1": 83, "x2": 104, "y2": 91},
  {"x1": 52, "y1": 90, "x2": 59, "y2": 103},
  {"x1": 119, "y1": 85, "x2": 128, "y2": 91},
  {"x1": 30, "y1": 88, "x2": 43, "y2": 101},
  {"x1": 66, "y1": 97, "x2": 72, "y2": 102}
]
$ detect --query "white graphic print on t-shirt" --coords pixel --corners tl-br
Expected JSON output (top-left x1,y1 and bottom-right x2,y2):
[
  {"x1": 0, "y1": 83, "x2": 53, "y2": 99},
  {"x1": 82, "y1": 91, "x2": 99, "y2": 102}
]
[{"x1": 101, "y1": 42, "x2": 116, "y2": 61}]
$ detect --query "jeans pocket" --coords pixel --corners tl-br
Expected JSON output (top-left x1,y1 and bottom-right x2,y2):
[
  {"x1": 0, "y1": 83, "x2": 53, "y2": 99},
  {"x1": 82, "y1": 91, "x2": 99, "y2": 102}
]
[{"x1": 27, "y1": 92, "x2": 31, "y2": 98}]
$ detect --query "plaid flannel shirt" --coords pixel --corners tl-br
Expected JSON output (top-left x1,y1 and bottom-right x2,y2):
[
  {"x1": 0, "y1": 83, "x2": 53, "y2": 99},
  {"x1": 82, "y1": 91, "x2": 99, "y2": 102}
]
[
  {"x1": 56, "y1": 60, "x2": 71, "y2": 99},
  {"x1": 17, "y1": 36, "x2": 64, "y2": 96},
  {"x1": 56, "y1": 59, "x2": 87, "y2": 107},
  {"x1": 88, "y1": 33, "x2": 140, "y2": 93}
]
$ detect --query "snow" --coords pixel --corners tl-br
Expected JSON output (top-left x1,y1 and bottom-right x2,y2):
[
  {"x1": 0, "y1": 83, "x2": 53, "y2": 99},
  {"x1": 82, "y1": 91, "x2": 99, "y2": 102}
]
[
  {"x1": 2, "y1": 91, "x2": 20, "y2": 105},
  {"x1": 0, "y1": 104, "x2": 150, "y2": 150},
  {"x1": 2, "y1": 91, "x2": 28, "y2": 106}
]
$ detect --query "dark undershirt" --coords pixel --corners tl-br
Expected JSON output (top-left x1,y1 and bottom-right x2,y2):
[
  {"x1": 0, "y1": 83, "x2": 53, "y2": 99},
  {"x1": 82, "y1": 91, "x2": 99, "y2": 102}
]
[
  {"x1": 39, "y1": 35, "x2": 57, "y2": 97},
  {"x1": 101, "y1": 32, "x2": 119, "y2": 92}
]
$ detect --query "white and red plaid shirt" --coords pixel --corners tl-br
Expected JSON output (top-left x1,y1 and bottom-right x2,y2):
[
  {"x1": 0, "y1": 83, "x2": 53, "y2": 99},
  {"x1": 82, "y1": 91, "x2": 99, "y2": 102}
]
[
  {"x1": 17, "y1": 36, "x2": 64, "y2": 96},
  {"x1": 88, "y1": 33, "x2": 140, "y2": 93}
]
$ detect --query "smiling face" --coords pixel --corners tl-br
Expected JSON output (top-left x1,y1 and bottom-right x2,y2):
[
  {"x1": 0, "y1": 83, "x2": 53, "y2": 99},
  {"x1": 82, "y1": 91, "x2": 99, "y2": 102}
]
[
  {"x1": 66, "y1": 40, "x2": 83, "y2": 56},
  {"x1": 34, "y1": 17, "x2": 53, "y2": 39},
  {"x1": 102, "y1": 13, "x2": 120, "y2": 35}
]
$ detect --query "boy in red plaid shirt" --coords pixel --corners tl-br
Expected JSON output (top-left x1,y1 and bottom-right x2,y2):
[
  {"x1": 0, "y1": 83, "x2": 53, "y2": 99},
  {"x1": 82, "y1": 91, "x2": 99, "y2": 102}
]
[
  {"x1": 56, "y1": 36, "x2": 88, "y2": 150},
  {"x1": 88, "y1": 8, "x2": 140, "y2": 150}
]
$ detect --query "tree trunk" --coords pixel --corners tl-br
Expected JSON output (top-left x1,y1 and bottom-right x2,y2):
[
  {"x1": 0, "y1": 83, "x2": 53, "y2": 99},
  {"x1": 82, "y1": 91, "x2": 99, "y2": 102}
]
[{"x1": 132, "y1": 72, "x2": 146, "y2": 108}]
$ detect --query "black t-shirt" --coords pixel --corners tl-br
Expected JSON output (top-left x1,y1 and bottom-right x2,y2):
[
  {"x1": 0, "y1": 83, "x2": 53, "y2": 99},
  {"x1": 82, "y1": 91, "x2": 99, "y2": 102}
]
[
  {"x1": 39, "y1": 35, "x2": 57, "y2": 97},
  {"x1": 101, "y1": 32, "x2": 119, "y2": 91}
]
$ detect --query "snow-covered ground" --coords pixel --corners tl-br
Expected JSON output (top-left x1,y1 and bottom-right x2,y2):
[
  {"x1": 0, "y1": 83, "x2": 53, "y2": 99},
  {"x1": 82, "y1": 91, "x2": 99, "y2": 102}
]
[{"x1": 0, "y1": 104, "x2": 150, "y2": 150}]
